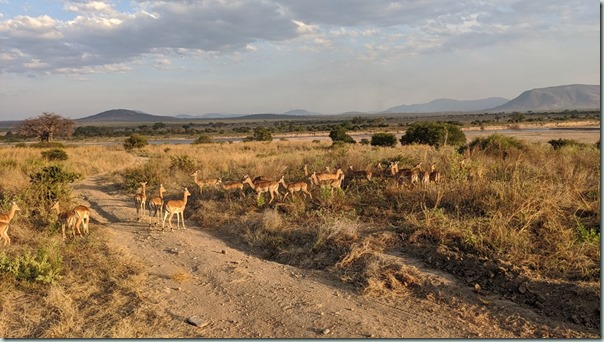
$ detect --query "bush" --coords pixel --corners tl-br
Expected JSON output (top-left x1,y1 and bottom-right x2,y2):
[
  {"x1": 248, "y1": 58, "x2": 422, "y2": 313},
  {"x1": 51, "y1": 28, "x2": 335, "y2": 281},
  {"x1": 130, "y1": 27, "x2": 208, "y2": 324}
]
[
  {"x1": 466, "y1": 134, "x2": 527, "y2": 157},
  {"x1": 169, "y1": 155, "x2": 196, "y2": 173},
  {"x1": 41, "y1": 148, "x2": 68, "y2": 161},
  {"x1": 329, "y1": 126, "x2": 356, "y2": 144},
  {"x1": 29, "y1": 142, "x2": 65, "y2": 149},
  {"x1": 370, "y1": 133, "x2": 398, "y2": 147},
  {"x1": 192, "y1": 135, "x2": 213, "y2": 144},
  {"x1": 548, "y1": 138, "x2": 585, "y2": 150},
  {"x1": 246, "y1": 127, "x2": 273, "y2": 142},
  {"x1": 0, "y1": 248, "x2": 62, "y2": 284},
  {"x1": 360, "y1": 138, "x2": 370, "y2": 145},
  {"x1": 29, "y1": 164, "x2": 81, "y2": 205},
  {"x1": 400, "y1": 122, "x2": 466, "y2": 147},
  {"x1": 123, "y1": 134, "x2": 148, "y2": 151}
]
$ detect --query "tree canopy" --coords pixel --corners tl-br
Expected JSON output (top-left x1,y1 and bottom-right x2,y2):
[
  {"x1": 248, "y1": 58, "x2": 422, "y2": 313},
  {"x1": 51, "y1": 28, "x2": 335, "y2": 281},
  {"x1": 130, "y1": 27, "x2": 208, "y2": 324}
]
[
  {"x1": 400, "y1": 121, "x2": 466, "y2": 147},
  {"x1": 17, "y1": 112, "x2": 75, "y2": 143}
]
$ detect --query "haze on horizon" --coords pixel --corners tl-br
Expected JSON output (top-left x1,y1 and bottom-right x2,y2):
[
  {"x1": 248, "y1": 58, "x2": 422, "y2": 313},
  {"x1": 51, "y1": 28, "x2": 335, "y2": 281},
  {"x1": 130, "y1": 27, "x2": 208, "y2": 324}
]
[{"x1": 0, "y1": 0, "x2": 599, "y2": 120}]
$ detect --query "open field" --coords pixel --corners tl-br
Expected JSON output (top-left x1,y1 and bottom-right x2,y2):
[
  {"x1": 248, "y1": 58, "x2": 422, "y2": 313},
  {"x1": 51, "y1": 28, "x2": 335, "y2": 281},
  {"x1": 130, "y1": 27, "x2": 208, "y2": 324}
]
[{"x1": 0, "y1": 127, "x2": 599, "y2": 337}]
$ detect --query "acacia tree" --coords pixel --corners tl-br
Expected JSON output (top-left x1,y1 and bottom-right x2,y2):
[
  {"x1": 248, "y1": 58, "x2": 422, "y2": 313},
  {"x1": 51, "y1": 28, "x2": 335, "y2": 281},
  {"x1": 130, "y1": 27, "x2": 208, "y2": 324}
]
[{"x1": 18, "y1": 112, "x2": 75, "y2": 143}]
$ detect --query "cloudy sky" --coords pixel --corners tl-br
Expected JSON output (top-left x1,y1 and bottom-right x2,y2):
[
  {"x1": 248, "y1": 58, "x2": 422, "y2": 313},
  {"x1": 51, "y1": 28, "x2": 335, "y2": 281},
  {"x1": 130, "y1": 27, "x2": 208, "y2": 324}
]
[{"x1": 0, "y1": 0, "x2": 599, "y2": 120}]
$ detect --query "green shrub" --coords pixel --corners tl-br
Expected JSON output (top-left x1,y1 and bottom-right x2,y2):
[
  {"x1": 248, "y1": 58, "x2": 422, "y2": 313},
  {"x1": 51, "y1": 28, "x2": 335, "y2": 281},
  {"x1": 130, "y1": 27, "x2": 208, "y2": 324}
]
[
  {"x1": 123, "y1": 134, "x2": 148, "y2": 151},
  {"x1": 29, "y1": 164, "x2": 81, "y2": 205},
  {"x1": 329, "y1": 126, "x2": 356, "y2": 144},
  {"x1": 400, "y1": 121, "x2": 466, "y2": 147},
  {"x1": 246, "y1": 127, "x2": 273, "y2": 142},
  {"x1": 360, "y1": 138, "x2": 370, "y2": 145},
  {"x1": 0, "y1": 248, "x2": 63, "y2": 284},
  {"x1": 370, "y1": 133, "x2": 398, "y2": 147},
  {"x1": 41, "y1": 148, "x2": 68, "y2": 161},
  {"x1": 192, "y1": 135, "x2": 213, "y2": 144},
  {"x1": 466, "y1": 134, "x2": 527, "y2": 157},
  {"x1": 548, "y1": 138, "x2": 585, "y2": 150}
]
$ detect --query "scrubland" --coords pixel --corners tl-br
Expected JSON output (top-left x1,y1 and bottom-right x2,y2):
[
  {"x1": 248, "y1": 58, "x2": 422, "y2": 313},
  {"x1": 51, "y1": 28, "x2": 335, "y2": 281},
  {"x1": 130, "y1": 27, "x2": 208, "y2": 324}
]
[{"x1": 0, "y1": 136, "x2": 599, "y2": 337}]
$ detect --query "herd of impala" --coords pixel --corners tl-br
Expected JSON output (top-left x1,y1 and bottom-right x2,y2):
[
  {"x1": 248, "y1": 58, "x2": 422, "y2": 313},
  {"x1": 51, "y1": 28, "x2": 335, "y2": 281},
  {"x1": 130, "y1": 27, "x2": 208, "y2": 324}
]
[{"x1": 0, "y1": 161, "x2": 442, "y2": 246}]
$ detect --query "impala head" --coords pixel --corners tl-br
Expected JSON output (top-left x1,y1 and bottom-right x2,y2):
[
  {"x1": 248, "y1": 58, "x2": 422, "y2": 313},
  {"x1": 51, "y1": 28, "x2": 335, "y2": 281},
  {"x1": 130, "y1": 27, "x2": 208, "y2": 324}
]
[
  {"x1": 242, "y1": 174, "x2": 251, "y2": 182},
  {"x1": 184, "y1": 187, "x2": 191, "y2": 197},
  {"x1": 191, "y1": 170, "x2": 198, "y2": 177},
  {"x1": 159, "y1": 183, "x2": 166, "y2": 191}
]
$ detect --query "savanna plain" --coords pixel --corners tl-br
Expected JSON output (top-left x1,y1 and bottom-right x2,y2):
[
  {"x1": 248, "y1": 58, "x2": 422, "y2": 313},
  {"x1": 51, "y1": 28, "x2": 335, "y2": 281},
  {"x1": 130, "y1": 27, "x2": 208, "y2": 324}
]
[{"x1": 0, "y1": 123, "x2": 600, "y2": 338}]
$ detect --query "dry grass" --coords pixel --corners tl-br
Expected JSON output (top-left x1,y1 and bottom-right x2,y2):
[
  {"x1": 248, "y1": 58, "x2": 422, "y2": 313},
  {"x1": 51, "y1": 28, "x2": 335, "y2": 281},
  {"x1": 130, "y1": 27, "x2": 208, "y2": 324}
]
[{"x1": 0, "y1": 135, "x2": 599, "y2": 337}]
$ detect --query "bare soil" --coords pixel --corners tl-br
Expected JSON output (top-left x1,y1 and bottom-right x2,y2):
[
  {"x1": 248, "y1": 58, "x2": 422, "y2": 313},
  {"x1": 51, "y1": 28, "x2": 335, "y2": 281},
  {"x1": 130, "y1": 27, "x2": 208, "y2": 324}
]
[{"x1": 71, "y1": 173, "x2": 600, "y2": 338}]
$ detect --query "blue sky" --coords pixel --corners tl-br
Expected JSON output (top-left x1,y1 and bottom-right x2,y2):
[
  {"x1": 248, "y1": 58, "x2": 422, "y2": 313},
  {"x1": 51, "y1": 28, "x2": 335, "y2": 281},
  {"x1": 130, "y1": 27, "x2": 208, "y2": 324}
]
[{"x1": 0, "y1": 0, "x2": 600, "y2": 120}]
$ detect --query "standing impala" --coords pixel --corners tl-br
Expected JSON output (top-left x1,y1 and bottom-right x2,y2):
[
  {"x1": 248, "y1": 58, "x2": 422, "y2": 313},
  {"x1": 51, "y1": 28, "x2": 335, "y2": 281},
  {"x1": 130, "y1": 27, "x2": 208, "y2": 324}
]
[
  {"x1": 348, "y1": 165, "x2": 372, "y2": 182},
  {"x1": 52, "y1": 201, "x2": 78, "y2": 240},
  {"x1": 191, "y1": 171, "x2": 221, "y2": 195},
  {"x1": 0, "y1": 202, "x2": 20, "y2": 246},
  {"x1": 281, "y1": 178, "x2": 313, "y2": 200},
  {"x1": 148, "y1": 184, "x2": 166, "y2": 222},
  {"x1": 0, "y1": 202, "x2": 21, "y2": 224},
  {"x1": 242, "y1": 175, "x2": 283, "y2": 204},
  {"x1": 134, "y1": 181, "x2": 147, "y2": 221},
  {"x1": 219, "y1": 179, "x2": 245, "y2": 200},
  {"x1": 310, "y1": 168, "x2": 345, "y2": 186},
  {"x1": 162, "y1": 187, "x2": 191, "y2": 231},
  {"x1": 73, "y1": 204, "x2": 91, "y2": 235},
  {"x1": 429, "y1": 163, "x2": 441, "y2": 184}
]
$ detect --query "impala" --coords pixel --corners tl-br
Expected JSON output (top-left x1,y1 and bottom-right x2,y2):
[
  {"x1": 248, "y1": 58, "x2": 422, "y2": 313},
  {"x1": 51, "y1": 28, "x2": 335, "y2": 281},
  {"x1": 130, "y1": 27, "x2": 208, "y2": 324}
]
[
  {"x1": 52, "y1": 201, "x2": 78, "y2": 239},
  {"x1": 0, "y1": 202, "x2": 21, "y2": 224},
  {"x1": 396, "y1": 163, "x2": 422, "y2": 188},
  {"x1": 134, "y1": 181, "x2": 147, "y2": 220},
  {"x1": 220, "y1": 179, "x2": 245, "y2": 200},
  {"x1": 348, "y1": 165, "x2": 372, "y2": 182},
  {"x1": 311, "y1": 168, "x2": 345, "y2": 186},
  {"x1": 320, "y1": 173, "x2": 344, "y2": 195},
  {"x1": 429, "y1": 163, "x2": 441, "y2": 184},
  {"x1": 73, "y1": 204, "x2": 91, "y2": 235},
  {"x1": 281, "y1": 178, "x2": 312, "y2": 200},
  {"x1": 0, "y1": 202, "x2": 20, "y2": 246},
  {"x1": 242, "y1": 175, "x2": 282, "y2": 204},
  {"x1": 162, "y1": 187, "x2": 191, "y2": 231},
  {"x1": 191, "y1": 170, "x2": 221, "y2": 194},
  {"x1": 148, "y1": 184, "x2": 166, "y2": 222}
]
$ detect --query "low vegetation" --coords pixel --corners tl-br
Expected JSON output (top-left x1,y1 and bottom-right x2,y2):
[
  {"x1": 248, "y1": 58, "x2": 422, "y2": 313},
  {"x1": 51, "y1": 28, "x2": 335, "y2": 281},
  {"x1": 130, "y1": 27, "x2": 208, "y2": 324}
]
[{"x1": 0, "y1": 130, "x2": 600, "y2": 336}]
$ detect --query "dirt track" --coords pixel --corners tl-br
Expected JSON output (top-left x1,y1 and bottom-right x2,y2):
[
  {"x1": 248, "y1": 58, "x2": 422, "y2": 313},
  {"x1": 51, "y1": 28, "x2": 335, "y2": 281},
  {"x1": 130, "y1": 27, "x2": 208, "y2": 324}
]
[{"x1": 71, "y1": 173, "x2": 599, "y2": 338}]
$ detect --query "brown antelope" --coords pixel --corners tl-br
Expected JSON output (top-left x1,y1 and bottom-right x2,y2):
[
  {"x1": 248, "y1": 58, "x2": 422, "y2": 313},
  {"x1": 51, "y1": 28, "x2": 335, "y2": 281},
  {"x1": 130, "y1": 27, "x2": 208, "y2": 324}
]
[
  {"x1": 429, "y1": 163, "x2": 441, "y2": 184},
  {"x1": 73, "y1": 204, "x2": 91, "y2": 235},
  {"x1": 348, "y1": 165, "x2": 372, "y2": 182},
  {"x1": 319, "y1": 173, "x2": 345, "y2": 195},
  {"x1": 281, "y1": 178, "x2": 313, "y2": 200},
  {"x1": 220, "y1": 179, "x2": 245, "y2": 200},
  {"x1": 134, "y1": 181, "x2": 147, "y2": 220},
  {"x1": 191, "y1": 170, "x2": 221, "y2": 194},
  {"x1": 0, "y1": 202, "x2": 21, "y2": 224},
  {"x1": 396, "y1": 163, "x2": 422, "y2": 188},
  {"x1": 52, "y1": 201, "x2": 79, "y2": 239},
  {"x1": 0, "y1": 202, "x2": 20, "y2": 246},
  {"x1": 242, "y1": 175, "x2": 282, "y2": 204},
  {"x1": 148, "y1": 184, "x2": 166, "y2": 222},
  {"x1": 162, "y1": 188, "x2": 191, "y2": 231},
  {"x1": 310, "y1": 168, "x2": 345, "y2": 186},
  {"x1": 419, "y1": 164, "x2": 431, "y2": 188}
]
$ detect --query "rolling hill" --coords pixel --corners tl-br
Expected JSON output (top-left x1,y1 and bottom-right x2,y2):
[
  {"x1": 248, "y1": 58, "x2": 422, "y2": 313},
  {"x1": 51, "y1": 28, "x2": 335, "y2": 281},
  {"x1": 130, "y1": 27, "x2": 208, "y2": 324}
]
[
  {"x1": 76, "y1": 109, "x2": 179, "y2": 123},
  {"x1": 488, "y1": 84, "x2": 600, "y2": 112},
  {"x1": 382, "y1": 97, "x2": 509, "y2": 114}
]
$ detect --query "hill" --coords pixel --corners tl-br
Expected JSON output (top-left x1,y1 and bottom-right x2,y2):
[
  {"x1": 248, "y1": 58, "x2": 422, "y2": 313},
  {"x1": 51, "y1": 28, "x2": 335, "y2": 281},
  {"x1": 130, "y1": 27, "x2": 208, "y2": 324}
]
[
  {"x1": 490, "y1": 84, "x2": 600, "y2": 112},
  {"x1": 77, "y1": 109, "x2": 179, "y2": 123},
  {"x1": 383, "y1": 97, "x2": 509, "y2": 114}
]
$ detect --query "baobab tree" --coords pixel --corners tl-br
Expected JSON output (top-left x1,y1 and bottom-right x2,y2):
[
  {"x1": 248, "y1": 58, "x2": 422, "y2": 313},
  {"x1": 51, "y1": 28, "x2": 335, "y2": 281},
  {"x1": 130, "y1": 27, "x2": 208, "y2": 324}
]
[{"x1": 17, "y1": 112, "x2": 75, "y2": 143}]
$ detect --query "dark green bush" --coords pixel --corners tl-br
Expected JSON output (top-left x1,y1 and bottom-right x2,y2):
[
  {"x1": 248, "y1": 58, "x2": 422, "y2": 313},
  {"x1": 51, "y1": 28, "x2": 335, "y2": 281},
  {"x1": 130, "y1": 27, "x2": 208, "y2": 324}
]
[
  {"x1": 370, "y1": 133, "x2": 398, "y2": 147},
  {"x1": 29, "y1": 165, "x2": 81, "y2": 204},
  {"x1": 192, "y1": 135, "x2": 213, "y2": 144},
  {"x1": 329, "y1": 126, "x2": 356, "y2": 144},
  {"x1": 548, "y1": 138, "x2": 585, "y2": 150},
  {"x1": 123, "y1": 134, "x2": 148, "y2": 151},
  {"x1": 41, "y1": 149, "x2": 68, "y2": 161},
  {"x1": 400, "y1": 122, "x2": 466, "y2": 147},
  {"x1": 466, "y1": 134, "x2": 527, "y2": 157},
  {"x1": 246, "y1": 127, "x2": 273, "y2": 142}
]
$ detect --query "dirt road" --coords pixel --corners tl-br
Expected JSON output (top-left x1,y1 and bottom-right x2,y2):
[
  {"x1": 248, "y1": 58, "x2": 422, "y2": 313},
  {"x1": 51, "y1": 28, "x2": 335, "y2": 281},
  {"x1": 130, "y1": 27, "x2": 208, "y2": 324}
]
[{"x1": 71, "y1": 173, "x2": 598, "y2": 338}]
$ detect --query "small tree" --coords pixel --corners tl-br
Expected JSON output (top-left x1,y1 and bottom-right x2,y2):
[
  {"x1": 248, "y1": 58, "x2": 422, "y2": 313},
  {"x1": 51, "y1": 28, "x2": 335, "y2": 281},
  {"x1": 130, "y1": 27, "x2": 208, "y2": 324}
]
[
  {"x1": 400, "y1": 122, "x2": 466, "y2": 148},
  {"x1": 123, "y1": 134, "x2": 148, "y2": 151},
  {"x1": 370, "y1": 133, "x2": 398, "y2": 147},
  {"x1": 192, "y1": 135, "x2": 213, "y2": 144},
  {"x1": 329, "y1": 126, "x2": 356, "y2": 144},
  {"x1": 246, "y1": 127, "x2": 273, "y2": 142},
  {"x1": 17, "y1": 112, "x2": 75, "y2": 143}
]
